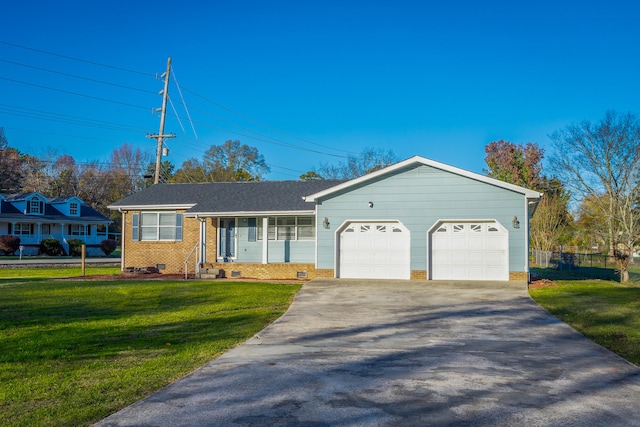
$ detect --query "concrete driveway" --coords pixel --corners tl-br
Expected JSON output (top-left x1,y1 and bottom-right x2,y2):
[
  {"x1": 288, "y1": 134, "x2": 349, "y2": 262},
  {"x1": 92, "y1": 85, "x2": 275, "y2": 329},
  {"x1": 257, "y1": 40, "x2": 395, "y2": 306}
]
[{"x1": 96, "y1": 279, "x2": 640, "y2": 426}]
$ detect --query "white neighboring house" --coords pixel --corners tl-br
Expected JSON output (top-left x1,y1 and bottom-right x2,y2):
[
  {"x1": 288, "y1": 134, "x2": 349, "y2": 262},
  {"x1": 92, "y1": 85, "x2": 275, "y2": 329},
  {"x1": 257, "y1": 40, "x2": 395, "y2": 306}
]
[{"x1": 0, "y1": 192, "x2": 113, "y2": 256}]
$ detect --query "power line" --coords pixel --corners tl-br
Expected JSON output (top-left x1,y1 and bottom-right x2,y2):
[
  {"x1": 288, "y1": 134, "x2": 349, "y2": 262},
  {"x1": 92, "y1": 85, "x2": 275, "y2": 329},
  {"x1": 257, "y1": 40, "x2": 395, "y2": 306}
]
[
  {"x1": 1, "y1": 40, "x2": 348, "y2": 176},
  {"x1": 0, "y1": 40, "x2": 153, "y2": 76},
  {"x1": 169, "y1": 108, "x2": 347, "y2": 158},
  {"x1": 0, "y1": 59, "x2": 156, "y2": 94},
  {"x1": 3, "y1": 126, "x2": 122, "y2": 143},
  {"x1": 0, "y1": 76, "x2": 151, "y2": 111},
  {"x1": 178, "y1": 84, "x2": 358, "y2": 156},
  {"x1": 0, "y1": 104, "x2": 149, "y2": 133}
]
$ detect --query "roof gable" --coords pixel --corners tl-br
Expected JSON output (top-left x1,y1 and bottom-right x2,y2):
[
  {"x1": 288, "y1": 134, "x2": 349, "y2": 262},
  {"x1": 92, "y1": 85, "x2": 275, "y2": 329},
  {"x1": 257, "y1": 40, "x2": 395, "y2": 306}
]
[
  {"x1": 304, "y1": 156, "x2": 542, "y2": 201},
  {"x1": 49, "y1": 195, "x2": 84, "y2": 204},
  {"x1": 4, "y1": 191, "x2": 47, "y2": 202}
]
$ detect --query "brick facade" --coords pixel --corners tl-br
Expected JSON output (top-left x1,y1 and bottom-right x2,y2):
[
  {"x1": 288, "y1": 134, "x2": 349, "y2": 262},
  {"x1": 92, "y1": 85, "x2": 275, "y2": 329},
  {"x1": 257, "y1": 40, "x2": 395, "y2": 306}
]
[
  {"x1": 208, "y1": 262, "x2": 318, "y2": 280},
  {"x1": 509, "y1": 271, "x2": 529, "y2": 282},
  {"x1": 411, "y1": 270, "x2": 427, "y2": 280},
  {"x1": 121, "y1": 211, "x2": 217, "y2": 274}
]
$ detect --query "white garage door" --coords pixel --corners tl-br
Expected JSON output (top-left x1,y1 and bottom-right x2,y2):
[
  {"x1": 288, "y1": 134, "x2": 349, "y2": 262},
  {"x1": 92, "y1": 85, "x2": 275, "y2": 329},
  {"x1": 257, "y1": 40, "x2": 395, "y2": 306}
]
[
  {"x1": 430, "y1": 221, "x2": 508, "y2": 281},
  {"x1": 339, "y1": 222, "x2": 410, "y2": 279}
]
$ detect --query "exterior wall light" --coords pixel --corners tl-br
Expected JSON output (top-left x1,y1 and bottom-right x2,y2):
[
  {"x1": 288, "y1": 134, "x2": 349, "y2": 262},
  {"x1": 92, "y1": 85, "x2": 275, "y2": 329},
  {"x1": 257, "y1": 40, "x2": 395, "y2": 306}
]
[
  {"x1": 368, "y1": 201, "x2": 374, "y2": 208},
  {"x1": 512, "y1": 216, "x2": 520, "y2": 229},
  {"x1": 322, "y1": 217, "x2": 330, "y2": 229}
]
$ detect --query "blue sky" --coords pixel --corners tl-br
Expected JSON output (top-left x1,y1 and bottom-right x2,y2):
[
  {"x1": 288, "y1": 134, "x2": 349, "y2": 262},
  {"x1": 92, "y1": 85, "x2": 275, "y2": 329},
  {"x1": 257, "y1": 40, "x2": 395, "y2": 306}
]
[{"x1": 2, "y1": 0, "x2": 639, "y2": 180}]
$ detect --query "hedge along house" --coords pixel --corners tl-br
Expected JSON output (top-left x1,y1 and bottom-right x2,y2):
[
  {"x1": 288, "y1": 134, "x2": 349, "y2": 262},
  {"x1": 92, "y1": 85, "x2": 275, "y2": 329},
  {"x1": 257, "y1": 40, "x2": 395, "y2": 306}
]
[
  {"x1": 109, "y1": 156, "x2": 542, "y2": 281},
  {"x1": 0, "y1": 192, "x2": 113, "y2": 256}
]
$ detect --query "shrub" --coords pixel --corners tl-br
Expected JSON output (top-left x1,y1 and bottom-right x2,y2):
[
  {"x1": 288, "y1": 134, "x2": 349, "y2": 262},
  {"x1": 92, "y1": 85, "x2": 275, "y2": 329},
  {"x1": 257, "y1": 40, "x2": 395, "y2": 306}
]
[
  {"x1": 40, "y1": 238, "x2": 64, "y2": 256},
  {"x1": 0, "y1": 235, "x2": 21, "y2": 255},
  {"x1": 67, "y1": 239, "x2": 84, "y2": 257},
  {"x1": 100, "y1": 239, "x2": 118, "y2": 256}
]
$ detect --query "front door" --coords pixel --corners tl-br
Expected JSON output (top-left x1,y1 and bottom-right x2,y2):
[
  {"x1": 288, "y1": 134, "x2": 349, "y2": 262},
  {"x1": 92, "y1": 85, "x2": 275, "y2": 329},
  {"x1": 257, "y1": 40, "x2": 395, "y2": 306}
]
[{"x1": 219, "y1": 219, "x2": 236, "y2": 260}]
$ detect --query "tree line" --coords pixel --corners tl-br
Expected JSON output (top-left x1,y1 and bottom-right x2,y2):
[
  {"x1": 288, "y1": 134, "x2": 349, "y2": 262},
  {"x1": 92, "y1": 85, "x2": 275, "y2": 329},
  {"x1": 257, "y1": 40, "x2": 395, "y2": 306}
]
[
  {"x1": 484, "y1": 110, "x2": 640, "y2": 282},
  {"x1": 2, "y1": 110, "x2": 638, "y2": 281}
]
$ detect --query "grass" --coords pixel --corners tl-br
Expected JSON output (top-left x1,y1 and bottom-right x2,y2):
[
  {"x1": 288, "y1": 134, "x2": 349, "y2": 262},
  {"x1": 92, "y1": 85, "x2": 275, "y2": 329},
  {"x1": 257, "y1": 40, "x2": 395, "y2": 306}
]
[
  {"x1": 529, "y1": 267, "x2": 640, "y2": 366},
  {"x1": 0, "y1": 268, "x2": 301, "y2": 426},
  {"x1": 0, "y1": 265, "x2": 121, "y2": 281}
]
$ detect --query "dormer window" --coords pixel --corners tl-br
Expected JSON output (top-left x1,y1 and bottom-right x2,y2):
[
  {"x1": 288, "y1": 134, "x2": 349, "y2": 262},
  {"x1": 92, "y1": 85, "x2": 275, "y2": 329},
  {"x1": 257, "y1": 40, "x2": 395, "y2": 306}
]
[
  {"x1": 70, "y1": 203, "x2": 78, "y2": 216},
  {"x1": 27, "y1": 196, "x2": 44, "y2": 215}
]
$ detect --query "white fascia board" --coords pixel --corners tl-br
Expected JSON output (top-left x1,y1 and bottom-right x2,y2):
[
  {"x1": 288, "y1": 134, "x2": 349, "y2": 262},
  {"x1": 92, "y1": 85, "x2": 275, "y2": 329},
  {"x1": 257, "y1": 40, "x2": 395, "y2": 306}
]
[
  {"x1": 184, "y1": 210, "x2": 316, "y2": 218},
  {"x1": 106, "y1": 204, "x2": 196, "y2": 211},
  {"x1": 304, "y1": 155, "x2": 543, "y2": 201}
]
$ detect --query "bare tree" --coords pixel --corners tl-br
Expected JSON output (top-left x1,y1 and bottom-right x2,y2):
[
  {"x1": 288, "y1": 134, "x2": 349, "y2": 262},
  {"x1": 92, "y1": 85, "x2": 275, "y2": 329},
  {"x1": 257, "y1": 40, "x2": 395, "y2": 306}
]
[
  {"x1": 110, "y1": 143, "x2": 148, "y2": 194},
  {"x1": 549, "y1": 110, "x2": 640, "y2": 282},
  {"x1": 48, "y1": 154, "x2": 79, "y2": 197},
  {"x1": 317, "y1": 147, "x2": 397, "y2": 179}
]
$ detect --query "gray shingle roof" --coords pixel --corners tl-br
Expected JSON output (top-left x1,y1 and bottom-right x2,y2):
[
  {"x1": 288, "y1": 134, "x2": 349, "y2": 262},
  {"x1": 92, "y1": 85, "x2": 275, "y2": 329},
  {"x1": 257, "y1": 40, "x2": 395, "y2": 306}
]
[
  {"x1": 109, "y1": 180, "x2": 346, "y2": 214},
  {"x1": 0, "y1": 199, "x2": 111, "y2": 223}
]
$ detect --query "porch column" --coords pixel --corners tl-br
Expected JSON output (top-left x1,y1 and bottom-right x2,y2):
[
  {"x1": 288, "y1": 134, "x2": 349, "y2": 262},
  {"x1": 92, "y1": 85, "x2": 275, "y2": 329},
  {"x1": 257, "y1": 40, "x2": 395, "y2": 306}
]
[
  {"x1": 119, "y1": 211, "x2": 125, "y2": 271},
  {"x1": 198, "y1": 218, "x2": 206, "y2": 268},
  {"x1": 37, "y1": 222, "x2": 41, "y2": 242},
  {"x1": 262, "y1": 217, "x2": 269, "y2": 264}
]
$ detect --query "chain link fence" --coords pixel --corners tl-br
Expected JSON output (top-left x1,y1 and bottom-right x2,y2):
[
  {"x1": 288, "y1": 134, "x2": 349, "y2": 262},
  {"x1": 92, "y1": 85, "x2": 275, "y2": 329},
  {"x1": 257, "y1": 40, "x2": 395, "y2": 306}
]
[{"x1": 531, "y1": 249, "x2": 638, "y2": 271}]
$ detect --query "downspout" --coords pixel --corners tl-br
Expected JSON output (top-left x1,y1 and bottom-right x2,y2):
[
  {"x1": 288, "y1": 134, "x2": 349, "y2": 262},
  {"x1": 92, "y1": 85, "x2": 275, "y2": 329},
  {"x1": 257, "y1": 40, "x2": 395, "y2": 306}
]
[
  {"x1": 119, "y1": 209, "x2": 125, "y2": 272},
  {"x1": 524, "y1": 198, "x2": 530, "y2": 281}
]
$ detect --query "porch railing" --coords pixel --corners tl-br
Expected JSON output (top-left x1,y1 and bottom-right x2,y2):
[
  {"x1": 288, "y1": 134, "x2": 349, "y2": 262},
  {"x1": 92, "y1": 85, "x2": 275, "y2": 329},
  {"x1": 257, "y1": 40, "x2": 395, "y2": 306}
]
[{"x1": 183, "y1": 243, "x2": 199, "y2": 280}]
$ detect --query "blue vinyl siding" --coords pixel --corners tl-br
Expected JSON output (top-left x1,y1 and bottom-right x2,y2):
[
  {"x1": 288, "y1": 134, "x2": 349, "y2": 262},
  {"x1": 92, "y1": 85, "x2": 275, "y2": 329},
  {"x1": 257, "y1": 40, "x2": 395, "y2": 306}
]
[
  {"x1": 231, "y1": 217, "x2": 315, "y2": 263},
  {"x1": 316, "y1": 164, "x2": 529, "y2": 273}
]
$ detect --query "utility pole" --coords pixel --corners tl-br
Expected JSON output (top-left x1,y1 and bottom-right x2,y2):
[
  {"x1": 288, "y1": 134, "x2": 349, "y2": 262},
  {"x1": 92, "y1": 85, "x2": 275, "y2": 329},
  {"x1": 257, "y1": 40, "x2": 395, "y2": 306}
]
[{"x1": 147, "y1": 57, "x2": 175, "y2": 184}]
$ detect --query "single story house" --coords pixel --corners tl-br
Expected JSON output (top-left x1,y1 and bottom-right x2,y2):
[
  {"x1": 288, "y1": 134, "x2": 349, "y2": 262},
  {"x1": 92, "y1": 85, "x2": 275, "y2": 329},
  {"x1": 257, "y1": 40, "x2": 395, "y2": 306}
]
[
  {"x1": 0, "y1": 192, "x2": 113, "y2": 256},
  {"x1": 109, "y1": 156, "x2": 542, "y2": 281}
]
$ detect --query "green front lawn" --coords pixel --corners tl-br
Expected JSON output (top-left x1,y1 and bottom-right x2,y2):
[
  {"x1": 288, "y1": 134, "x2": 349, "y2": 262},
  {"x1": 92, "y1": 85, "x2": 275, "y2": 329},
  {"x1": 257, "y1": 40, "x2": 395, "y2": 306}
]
[
  {"x1": 530, "y1": 267, "x2": 640, "y2": 366},
  {"x1": 0, "y1": 265, "x2": 121, "y2": 280},
  {"x1": 0, "y1": 270, "x2": 301, "y2": 426}
]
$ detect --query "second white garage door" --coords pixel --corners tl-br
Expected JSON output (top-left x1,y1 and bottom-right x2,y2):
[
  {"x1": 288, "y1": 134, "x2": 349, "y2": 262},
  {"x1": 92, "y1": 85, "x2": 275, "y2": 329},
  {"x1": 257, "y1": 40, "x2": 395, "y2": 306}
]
[
  {"x1": 430, "y1": 221, "x2": 508, "y2": 281},
  {"x1": 339, "y1": 221, "x2": 410, "y2": 279}
]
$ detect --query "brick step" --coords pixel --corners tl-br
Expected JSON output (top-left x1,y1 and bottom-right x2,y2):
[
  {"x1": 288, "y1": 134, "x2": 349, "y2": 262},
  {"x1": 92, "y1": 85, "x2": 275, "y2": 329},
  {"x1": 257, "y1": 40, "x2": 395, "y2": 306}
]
[{"x1": 199, "y1": 266, "x2": 224, "y2": 278}]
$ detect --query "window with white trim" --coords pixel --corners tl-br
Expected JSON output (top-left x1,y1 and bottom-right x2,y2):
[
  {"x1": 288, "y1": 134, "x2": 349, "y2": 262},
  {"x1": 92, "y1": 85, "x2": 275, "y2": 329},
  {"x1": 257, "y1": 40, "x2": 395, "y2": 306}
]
[
  {"x1": 70, "y1": 224, "x2": 86, "y2": 236},
  {"x1": 136, "y1": 212, "x2": 183, "y2": 241},
  {"x1": 14, "y1": 223, "x2": 32, "y2": 235},
  {"x1": 69, "y1": 203, "x2": 78, "y2": 215},
  {"x1": 27, "y1": 196, "x2": 43, "y2": 215},
  {"x1": 257, "y1": 216, "x2": 315, "y2": 241}
]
